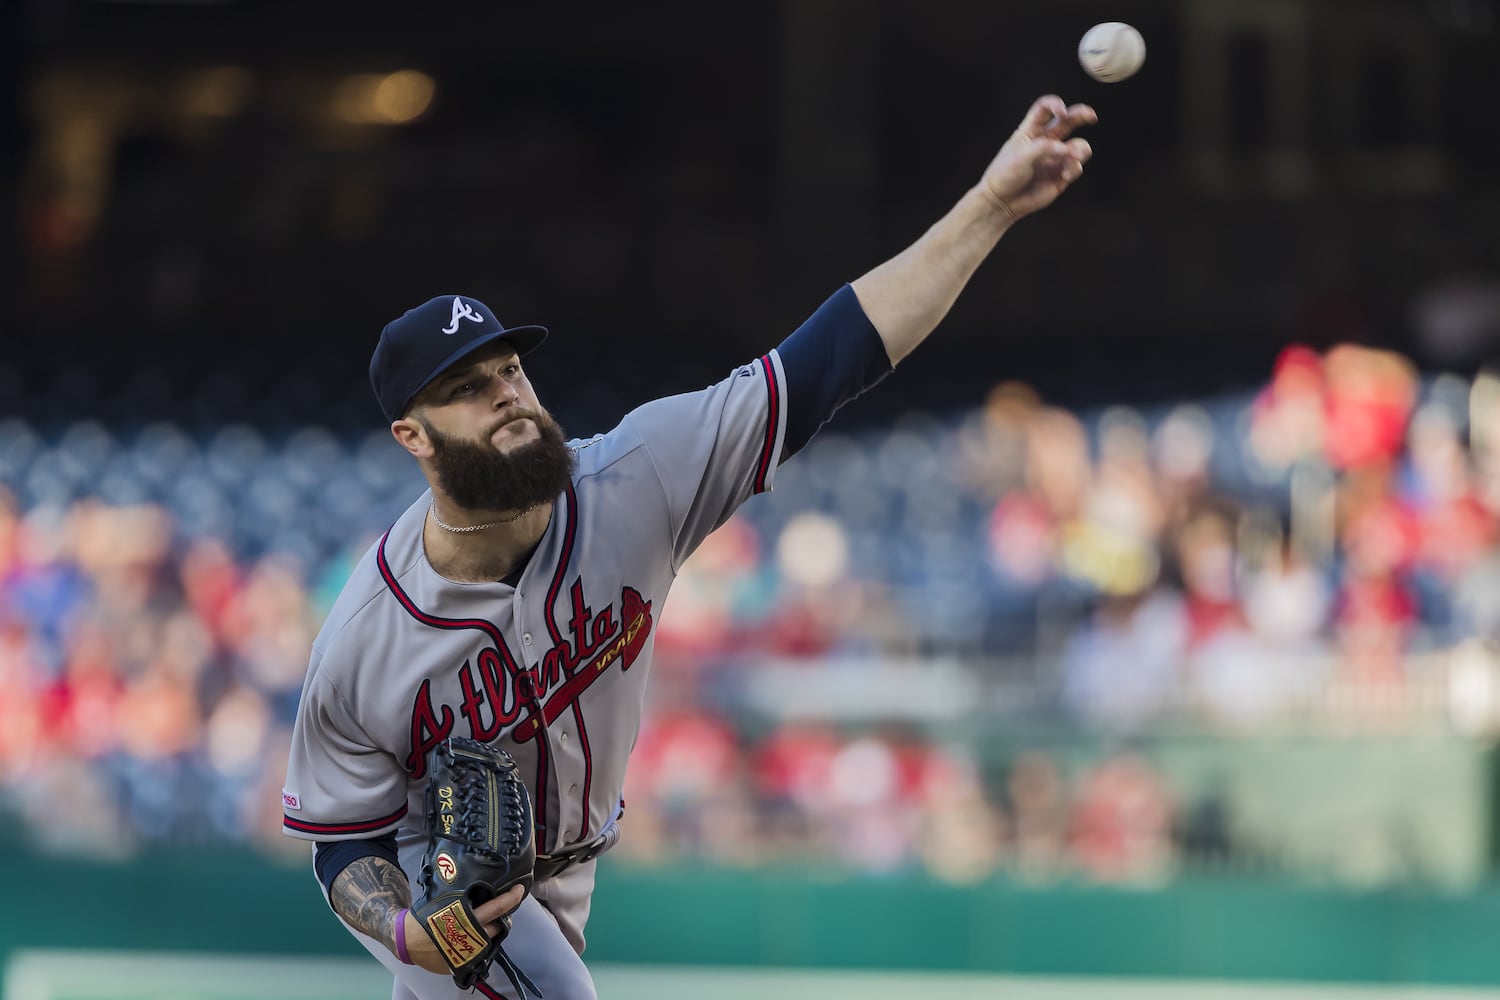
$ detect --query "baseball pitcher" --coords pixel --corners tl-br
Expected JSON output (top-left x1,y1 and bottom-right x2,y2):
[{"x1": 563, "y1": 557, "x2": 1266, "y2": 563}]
[{"x1": 282, "y1": 95, "x2": 1096, "y2": 999}]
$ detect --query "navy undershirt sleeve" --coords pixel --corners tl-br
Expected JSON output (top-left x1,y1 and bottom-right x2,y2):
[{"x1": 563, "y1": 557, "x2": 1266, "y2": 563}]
[
  {"x1": 776, "y1": 284, "x2": 894, "y2": 459},
  {"x1": 314, "y1": 831, "x2": 401, "y2": 892}
]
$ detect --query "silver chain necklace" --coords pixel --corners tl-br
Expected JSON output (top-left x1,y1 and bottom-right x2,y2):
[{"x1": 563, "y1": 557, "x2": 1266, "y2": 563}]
[{"x1": 428, "y1": 500, "x2": 540, "y2": 533}]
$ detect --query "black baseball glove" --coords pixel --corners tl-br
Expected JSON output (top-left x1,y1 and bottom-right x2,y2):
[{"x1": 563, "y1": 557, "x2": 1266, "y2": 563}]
[{"x1": 411, "y1": 737, "x2": 541, "y2": 998}]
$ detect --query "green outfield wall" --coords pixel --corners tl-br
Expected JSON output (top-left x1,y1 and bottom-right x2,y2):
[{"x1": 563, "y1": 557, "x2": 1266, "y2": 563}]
[{"x1": 7, "y1": 852, "x2": 1500, "y2": 987}]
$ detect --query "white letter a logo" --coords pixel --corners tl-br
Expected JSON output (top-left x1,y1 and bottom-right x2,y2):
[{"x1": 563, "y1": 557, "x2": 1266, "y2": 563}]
[{"x1": 442, "y1": 297, "x2": 484, "y2": 335}]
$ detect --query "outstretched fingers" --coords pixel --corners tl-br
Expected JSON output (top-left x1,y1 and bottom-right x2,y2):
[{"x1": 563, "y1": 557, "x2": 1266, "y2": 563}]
[
  {"x1": 1056, "y1": 103, "x2": 1099, "y2": 137},
  {"x1": 1041, "y1": 105, "x2": 1100, "y2": 143},
  {"x1": 1018, "y1": 95, "x2": 1068, "y2": 138},
  {"x1": 1031, "y1": 137, "x2": 1089, "y2": 165},
  {"x1": 1029, "y1": 136, "x2": 1092, "y2": 184},
  {"x1": 1019, "y1": 97, "x2": 1098, "y2": 141}
]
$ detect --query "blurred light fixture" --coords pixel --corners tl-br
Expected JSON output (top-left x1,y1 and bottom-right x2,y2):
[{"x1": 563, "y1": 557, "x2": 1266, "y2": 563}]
[
  {"x1": 372, "y1": 70, "x2": 436, "y2": 124},
  {"x1": 332, "y1": 70, "x2": 436, "y2": 126}
]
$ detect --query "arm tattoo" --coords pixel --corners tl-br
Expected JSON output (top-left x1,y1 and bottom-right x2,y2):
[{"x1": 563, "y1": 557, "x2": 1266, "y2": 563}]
[{"x1": 329, "y1": 856, "x2": 412, "y2": 953}]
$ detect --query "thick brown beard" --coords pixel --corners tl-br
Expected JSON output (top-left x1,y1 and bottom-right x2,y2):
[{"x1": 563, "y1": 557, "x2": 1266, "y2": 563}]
[{"x1": 423, "y1": 412, "x2": 575, "y2": 514}]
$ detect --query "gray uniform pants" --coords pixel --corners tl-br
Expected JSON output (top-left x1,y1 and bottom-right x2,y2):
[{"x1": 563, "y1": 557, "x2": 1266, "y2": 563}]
[{"x1": 340, "y1": 859, "x2": 599, "y2": 1000}]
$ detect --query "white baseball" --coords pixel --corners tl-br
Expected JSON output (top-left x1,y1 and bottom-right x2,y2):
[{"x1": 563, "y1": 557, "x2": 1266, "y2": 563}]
[{"x1": 1078, "y1": 22, "x2": 1146, "y2": 83}]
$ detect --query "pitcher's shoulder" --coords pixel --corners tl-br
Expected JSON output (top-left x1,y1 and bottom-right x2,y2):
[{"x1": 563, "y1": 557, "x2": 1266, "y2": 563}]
[{"x1": 567, "y1": 426, "x2": 647, "y2": 478}]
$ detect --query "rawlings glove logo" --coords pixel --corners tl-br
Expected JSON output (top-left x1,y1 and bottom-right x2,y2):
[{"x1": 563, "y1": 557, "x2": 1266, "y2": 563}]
[{"x1": 427, "y1": 902, "x2": 486, "y2": 966}]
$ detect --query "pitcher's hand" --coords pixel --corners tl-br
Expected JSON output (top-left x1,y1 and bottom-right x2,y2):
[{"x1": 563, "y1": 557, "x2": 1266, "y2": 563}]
[{"x1": 980, "y1": 95, "x2": 1096, "y2": 222}]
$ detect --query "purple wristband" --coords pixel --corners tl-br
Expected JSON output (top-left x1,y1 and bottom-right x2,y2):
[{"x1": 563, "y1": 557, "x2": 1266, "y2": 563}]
[{"x1": 395, "y1": 908, "x2": 413, "y2": 965}]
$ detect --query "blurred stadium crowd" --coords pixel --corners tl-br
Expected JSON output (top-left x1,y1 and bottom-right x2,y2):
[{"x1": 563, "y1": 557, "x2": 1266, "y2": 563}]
[{"x1": 4, "y1": 335, "x2": 1500, "y2": 885}]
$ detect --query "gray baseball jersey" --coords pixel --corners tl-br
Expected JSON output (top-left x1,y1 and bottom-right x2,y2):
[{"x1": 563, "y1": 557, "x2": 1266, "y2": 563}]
[{"x1": 282, "y1": 350, "x2": 789, "y2": 998}]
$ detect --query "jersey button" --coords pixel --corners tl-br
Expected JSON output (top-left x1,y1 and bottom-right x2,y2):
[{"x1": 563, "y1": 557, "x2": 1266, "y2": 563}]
[
  {"x1": 569, "y1": 784, "x2": 579, "y2": 795},
  {"x1": 560, "y1": 732, "x2": 569, "y2": 745},
  {"x1": 523, "y1": 633, "x2": 533, "y2": 645}
]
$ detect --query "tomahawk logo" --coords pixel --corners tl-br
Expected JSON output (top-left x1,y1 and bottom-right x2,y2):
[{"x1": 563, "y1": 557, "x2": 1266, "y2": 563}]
[{"x1": 442, "y1": 297, "x2": 484, "y2": 335}]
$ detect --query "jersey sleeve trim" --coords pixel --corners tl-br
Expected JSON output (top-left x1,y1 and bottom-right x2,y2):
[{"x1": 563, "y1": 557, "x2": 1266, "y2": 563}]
[
  {"x1": 774, "y1": 285, "x2": 893, "y2": 458},
  {"x1": 283, "y1": 803, "x2": 409, "y2": 838},
  {"x1": 753, "y1": 350, "x2": 788, "y2": 495},
  {"x1": 313, "y1": 832, "x2": 400, "y2": 891}
]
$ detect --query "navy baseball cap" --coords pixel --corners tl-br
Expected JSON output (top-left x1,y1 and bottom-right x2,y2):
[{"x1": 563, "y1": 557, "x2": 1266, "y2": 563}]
[{"x1": 369, "y1": 294, "x2": 548, "y2": 422}]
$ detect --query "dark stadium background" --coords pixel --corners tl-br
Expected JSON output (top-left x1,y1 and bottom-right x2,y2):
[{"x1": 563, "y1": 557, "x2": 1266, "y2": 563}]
[{"x1": 10, "y1": 0, "x2": 1498, "y2": 432}]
